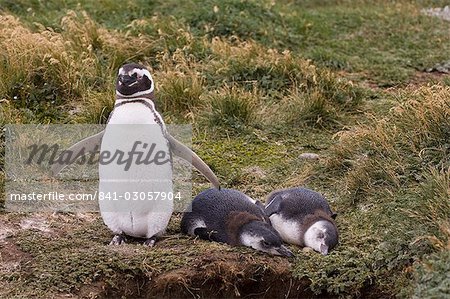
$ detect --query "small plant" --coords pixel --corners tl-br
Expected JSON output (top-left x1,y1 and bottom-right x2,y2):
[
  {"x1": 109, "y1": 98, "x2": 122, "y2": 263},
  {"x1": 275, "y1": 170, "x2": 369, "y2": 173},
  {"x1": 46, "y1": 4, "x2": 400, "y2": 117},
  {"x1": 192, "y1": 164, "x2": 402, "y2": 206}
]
[
  {"x1": 204, "y1": 87, "x2": 257, "y2": 130},
  {"x1": 157, "y1": 72, "x2": 205, "y2": 119},
  {"x1": 280, "y1": 89, "x2": 340, "y2": 127},
  {"x1": 76, "y1": 90, "x2": 115, "y2": 124}
]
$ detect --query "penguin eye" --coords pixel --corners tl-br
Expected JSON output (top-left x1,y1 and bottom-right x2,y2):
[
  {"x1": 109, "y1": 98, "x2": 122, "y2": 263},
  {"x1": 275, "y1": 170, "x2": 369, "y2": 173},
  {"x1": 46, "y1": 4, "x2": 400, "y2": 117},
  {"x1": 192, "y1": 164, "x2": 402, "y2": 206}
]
[{"x1": 317, "y1": 232, "x2": 325, "y2": 239}]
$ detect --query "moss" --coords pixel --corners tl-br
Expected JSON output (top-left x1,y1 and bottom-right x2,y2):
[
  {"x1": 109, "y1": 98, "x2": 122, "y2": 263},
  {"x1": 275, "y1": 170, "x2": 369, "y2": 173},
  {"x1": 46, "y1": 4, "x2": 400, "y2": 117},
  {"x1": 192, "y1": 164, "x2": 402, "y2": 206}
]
[
  {"x1": 11, "y1": 216, "x2": 193, "y2": 295},
  {"x1": 413, "y1": 251, "x2": 450, "y2": 299}
]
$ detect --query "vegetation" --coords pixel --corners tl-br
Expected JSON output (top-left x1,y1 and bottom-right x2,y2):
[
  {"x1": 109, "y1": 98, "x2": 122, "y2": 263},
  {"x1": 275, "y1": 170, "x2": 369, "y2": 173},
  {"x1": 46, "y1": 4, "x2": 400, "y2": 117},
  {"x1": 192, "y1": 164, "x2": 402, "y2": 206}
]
[{"x1": 0, "y1": 0, "x2": 449, "y2": 297}]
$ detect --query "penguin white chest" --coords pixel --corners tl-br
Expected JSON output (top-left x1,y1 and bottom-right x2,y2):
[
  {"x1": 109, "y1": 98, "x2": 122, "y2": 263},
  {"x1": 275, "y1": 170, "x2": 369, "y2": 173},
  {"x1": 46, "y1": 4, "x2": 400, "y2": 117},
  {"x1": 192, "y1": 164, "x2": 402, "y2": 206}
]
[{"x1": 269, "y1": 214, "x2": 301, "y2": 245}]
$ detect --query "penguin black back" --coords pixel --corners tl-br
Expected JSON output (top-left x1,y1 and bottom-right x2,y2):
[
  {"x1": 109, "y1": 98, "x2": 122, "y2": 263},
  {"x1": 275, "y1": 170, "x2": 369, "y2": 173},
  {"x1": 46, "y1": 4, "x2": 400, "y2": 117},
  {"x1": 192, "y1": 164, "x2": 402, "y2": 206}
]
[{"x1": 265, "y1": 187, "x2": 336, "y2": 220}]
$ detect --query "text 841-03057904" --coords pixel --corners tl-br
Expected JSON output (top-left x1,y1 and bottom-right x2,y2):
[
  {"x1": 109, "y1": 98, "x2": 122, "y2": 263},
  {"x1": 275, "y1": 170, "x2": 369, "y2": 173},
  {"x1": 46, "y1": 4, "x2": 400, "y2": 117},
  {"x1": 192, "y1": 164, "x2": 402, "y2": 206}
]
[{"x1": 97, "y1": 191, "x2": 182, "y2": 201}]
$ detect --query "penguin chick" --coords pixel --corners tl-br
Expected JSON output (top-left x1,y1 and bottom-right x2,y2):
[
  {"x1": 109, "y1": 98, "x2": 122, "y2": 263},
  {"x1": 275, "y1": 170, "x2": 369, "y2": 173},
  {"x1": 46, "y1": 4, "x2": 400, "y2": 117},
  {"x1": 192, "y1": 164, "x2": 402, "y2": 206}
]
[
  {"x1": 265, "y1": 187, "x2": 338, "y2": 255},
  {"x1": 181, "y1": 188, "x2": 293, "y2": 257}
]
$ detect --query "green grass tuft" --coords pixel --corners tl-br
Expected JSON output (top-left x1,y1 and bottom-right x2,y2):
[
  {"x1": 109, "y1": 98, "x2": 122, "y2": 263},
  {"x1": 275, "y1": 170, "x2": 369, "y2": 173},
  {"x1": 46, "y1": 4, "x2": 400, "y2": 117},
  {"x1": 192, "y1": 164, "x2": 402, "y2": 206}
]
[{"x1": 205, "y1": 87, "x2": 257, "y2": 130}]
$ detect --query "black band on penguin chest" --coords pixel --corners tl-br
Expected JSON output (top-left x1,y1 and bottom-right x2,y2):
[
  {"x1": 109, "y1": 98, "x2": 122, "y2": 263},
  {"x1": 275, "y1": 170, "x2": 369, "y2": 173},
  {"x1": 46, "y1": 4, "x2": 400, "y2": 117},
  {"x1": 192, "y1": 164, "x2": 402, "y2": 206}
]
[
  {"x1": 108, "y1": 99, "x2": 173, "y2": 165},
  {"x1": 111, "y1": 99, "x2": 163, "y2": 126}
]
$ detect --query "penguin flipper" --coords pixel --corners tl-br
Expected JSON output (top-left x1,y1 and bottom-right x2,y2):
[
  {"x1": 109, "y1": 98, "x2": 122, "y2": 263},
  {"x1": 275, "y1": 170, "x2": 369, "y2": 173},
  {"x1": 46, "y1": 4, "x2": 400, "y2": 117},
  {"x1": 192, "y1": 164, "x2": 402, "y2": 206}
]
[
  {"x1": 255, "y1": 200, "x2": 266, "y2": 211},
  {"x1": 264, "y1": 194, "x2": 282, "y2": 217},
  {"x1": 167, "y1": 134, "x2": 220, "y2": 189},
  {"x1": 193, "y1": 227, "x2": 219, "y2": 242},
  {"x1": 50, "y1": 130, "x2": 104, "y2": 176}
]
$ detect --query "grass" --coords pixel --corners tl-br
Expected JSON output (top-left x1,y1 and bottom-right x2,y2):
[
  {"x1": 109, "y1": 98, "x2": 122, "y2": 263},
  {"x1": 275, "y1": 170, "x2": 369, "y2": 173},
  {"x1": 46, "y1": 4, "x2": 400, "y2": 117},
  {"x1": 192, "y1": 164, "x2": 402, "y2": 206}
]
[
  {"x1": 4, "y1": 0, "x2": 450, "y2": 86},
  {"x1": 325, "y1": 85, "x2": 450, "y2": 202},
  {"x1": 0, "y1": 0, "x2": 449, "y2": 297},
  {"x1": 205, "y1": 86, "x2": 258, "y2": 130}
]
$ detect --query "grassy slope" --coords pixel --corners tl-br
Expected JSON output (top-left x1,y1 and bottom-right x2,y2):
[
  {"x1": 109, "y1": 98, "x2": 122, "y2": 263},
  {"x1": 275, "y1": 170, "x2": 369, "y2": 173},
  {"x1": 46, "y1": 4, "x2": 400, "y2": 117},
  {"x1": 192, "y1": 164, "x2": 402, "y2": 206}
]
[{"x1": 0, "y1": 0, "x2": 449, "y2": 298}]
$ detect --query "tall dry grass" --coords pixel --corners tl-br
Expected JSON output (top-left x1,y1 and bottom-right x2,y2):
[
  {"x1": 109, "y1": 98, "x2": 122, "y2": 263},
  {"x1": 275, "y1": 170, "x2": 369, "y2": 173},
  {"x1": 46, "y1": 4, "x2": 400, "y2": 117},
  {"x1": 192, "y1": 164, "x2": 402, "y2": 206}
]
[
  {"x1": 0, "y1": 11, "x2": 155, "y2": 123},
  {"x1": 325, "y1": 85, "x2": 450, "y2": 201},
  {"x1": 207, "y1": 38, "x2": 363, "y2": 128}
]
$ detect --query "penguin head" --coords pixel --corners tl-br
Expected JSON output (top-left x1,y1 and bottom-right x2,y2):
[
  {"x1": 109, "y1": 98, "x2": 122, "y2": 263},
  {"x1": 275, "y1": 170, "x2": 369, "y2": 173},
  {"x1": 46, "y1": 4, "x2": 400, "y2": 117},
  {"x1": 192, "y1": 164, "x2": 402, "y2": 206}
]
[
  {"x1": 303, "y1": 220, "x2": 338, "y2": 255},
  {"x1": 239, "y1": 221, "x2": 293, "y2": 257},
  {"x1": 116, "y1": 63, "x2": 154, "y2": 98}
]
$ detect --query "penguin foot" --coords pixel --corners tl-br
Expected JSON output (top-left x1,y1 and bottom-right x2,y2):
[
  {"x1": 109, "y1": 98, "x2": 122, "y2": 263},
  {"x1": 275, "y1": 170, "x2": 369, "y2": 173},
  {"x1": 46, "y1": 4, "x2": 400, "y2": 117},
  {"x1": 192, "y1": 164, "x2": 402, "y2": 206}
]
[
  {"x1": 143, "y1": 236, "x2": 157, "y2": 247},
  {"x1": 109, "y1": 234, "x2": 126, "y2": 245}
]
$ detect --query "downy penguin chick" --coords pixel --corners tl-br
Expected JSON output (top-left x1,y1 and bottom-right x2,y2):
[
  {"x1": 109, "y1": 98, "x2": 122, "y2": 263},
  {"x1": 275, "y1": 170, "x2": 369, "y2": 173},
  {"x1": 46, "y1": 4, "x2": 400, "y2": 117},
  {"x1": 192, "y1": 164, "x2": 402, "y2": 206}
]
[
  {"x1": 181, "y1": 188, "x2": 293, "y2": 257},
  {"x1": 265, "y1": 187, "x2": 338, "y2": 255}
]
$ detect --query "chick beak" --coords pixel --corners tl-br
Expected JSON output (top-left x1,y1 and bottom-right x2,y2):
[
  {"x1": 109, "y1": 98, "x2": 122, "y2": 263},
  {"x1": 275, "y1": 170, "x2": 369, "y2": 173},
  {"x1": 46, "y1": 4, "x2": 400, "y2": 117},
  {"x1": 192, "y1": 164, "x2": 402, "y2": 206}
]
[
  {"x1": 320, "y1": 244, "x2": 329, "y2": 255},
  {"x1": 277, "y1": 245, "x2": 294, "y2": 257}
]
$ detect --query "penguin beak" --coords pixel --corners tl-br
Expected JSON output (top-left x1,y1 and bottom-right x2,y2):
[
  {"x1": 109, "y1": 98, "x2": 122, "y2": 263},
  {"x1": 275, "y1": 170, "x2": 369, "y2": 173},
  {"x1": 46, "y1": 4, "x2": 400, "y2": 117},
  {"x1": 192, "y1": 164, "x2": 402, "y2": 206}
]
[
  {"x1": 320, "y1": 244, "x2": 329, "y2": 255},
  {"x1": 119, "y1": 75, "x2": 137, "y2": 86},
  {"x1": 277, "y1": 245, "x2": 294, "y2": 257}
]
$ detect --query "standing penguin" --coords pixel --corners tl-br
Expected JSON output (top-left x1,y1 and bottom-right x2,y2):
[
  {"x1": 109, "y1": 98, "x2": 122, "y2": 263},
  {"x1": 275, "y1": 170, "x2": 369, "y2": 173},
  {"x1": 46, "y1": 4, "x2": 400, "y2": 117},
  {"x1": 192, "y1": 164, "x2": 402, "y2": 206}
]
[
  {"x1": 181, "y1": 188, "x2": 293, "y2": 257},
  {"x1": 51, "y1": 63, "x2": 220, "y2": 246},
  {"x1": 265, "y1": 187, "x2": 338, "y2": 255}
]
